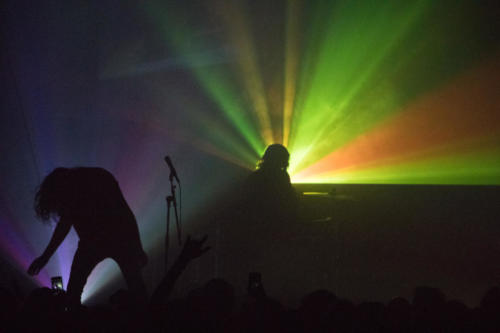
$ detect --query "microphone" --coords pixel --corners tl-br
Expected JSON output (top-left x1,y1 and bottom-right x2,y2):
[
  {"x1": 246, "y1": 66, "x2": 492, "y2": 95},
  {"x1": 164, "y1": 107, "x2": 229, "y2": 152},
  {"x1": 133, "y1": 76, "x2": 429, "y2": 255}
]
[{"x1": 164, "y1": 156, "x2": 180, "y2": 183}]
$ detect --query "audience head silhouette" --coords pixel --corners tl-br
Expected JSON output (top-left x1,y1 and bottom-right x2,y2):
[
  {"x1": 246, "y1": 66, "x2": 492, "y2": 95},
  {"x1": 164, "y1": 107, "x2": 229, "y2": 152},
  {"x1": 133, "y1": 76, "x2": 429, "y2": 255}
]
[{"x1": 258, "y1": 144, "x2": 290, "y2": 171}]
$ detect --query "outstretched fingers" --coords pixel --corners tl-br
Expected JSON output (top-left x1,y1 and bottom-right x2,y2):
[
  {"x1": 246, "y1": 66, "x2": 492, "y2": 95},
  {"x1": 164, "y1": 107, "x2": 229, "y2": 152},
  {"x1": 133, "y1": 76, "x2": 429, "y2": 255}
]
[{"x1": 181, "y1": 234, "x2": 211, "y2": 260}]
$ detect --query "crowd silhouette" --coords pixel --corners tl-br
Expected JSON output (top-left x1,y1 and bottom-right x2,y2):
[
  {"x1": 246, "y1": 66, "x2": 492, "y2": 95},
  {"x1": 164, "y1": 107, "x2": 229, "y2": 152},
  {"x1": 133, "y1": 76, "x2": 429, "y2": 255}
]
[
  {"x1": 5, "y1": 249, "x2": 500, "y2": 332},
  {"x1": 0, "y1": 145, "x2": 497, "y2": 331}
]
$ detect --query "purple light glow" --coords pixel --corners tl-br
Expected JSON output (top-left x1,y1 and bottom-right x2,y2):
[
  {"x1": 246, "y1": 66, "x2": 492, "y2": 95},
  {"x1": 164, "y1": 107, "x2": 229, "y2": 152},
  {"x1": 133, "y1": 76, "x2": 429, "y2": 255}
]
[{"x1": 0, "y1": 217, "x2": 50, "y2": 286}]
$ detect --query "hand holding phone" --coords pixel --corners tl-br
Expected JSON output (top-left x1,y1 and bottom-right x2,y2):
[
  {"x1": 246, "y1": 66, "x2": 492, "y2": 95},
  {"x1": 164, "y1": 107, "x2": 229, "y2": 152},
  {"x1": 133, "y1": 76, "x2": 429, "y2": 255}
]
[
  {"x1": 248, "y1": 272, "x2": 265, "y2": 298},
  {"x1": 51, "y1": 276, "x2": 63, "y2": 291}
]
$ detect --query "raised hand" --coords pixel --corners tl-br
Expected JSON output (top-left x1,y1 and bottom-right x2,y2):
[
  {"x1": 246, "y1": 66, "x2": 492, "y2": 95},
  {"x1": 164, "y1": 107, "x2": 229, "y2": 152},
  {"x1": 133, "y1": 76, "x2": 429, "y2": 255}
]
[
  {"x1": 179, "y1": 235, "x2": 211, "y2": 262},
  {"x1": 27, "y1": 255, "x2": 49, "y2": 276},
  {"x1": 150, "y1": 235, "x2": 211, "y2": 306}
]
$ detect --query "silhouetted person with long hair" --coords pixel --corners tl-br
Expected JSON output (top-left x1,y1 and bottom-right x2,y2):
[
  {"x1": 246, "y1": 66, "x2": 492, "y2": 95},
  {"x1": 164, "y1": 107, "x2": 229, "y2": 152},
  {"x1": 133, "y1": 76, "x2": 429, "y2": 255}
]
[
  {"x1": 28, "y1": 167, "x2": 148, "y2": 309},
  {"x1": 243, "y1": 143, "x2": 297, "y2": 223},
  {"x1": 229, "y1": 144, "x2": 299, "y2": 290}
]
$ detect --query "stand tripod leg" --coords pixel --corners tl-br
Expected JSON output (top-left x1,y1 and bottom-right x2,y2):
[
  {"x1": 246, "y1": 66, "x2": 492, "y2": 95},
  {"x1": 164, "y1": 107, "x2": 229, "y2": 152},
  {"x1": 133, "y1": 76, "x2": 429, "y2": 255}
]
[
  {"x1": 165, "y1": 198, "x2": 172, "y2": 274},
  {"x1": 173, "y1": 201, "x2": 181, "y2": 245}
]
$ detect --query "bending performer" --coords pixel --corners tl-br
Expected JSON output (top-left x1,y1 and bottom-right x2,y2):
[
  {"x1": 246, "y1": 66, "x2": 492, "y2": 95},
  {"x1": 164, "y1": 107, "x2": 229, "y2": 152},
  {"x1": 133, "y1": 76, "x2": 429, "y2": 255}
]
[{"x1": 28, "y1": 167, "x2": 148, "y2": 307}]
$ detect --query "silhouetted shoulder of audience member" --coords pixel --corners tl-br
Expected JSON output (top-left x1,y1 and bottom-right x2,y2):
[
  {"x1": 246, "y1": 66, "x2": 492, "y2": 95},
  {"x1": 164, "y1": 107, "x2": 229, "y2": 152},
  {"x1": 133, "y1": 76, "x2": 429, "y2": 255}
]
[
  {"x1": 242, "y1": 144, "x2": 298, "y2": 223},
  {"x1": 28, "y1": 167, "x2": 148, "y2": 309},
  {"x1": 190, "y1": 278, "x2": 235, "y2": 331},
  {"x1": 480, "y1": 286, "x2": 500, "y2": 310},
  {"x1": 412, "y1": 286, "x2": 447, "y2": 331},
  {"x1": 412, "y1": 286, "x2": 446, "y2": 310},
  {"x1": 354, "y1": 301, "x2": 386, "y2": 332},
  {"x1": 299, "y1": 289, "x2": 337, "y2": 316},
  {"x1": 0, "y1": 285, "x2": 19, "y2": 331},
  {"x1": 299, "y1": 290, "x2": 338, "y2": 332},
  {"x1": 386, "y1": 297, "x2": 411, "y2": 332},
  {"x1": 16, "y1": 287, "x2": 68, "y2": 331}
]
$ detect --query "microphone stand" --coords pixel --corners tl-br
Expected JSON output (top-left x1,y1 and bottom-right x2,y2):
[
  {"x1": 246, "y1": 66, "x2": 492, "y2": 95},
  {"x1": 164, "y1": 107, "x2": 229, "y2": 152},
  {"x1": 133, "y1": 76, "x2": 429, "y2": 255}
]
[{"x1": 165, "y1": 172, "x2": 181, "y2": 274}]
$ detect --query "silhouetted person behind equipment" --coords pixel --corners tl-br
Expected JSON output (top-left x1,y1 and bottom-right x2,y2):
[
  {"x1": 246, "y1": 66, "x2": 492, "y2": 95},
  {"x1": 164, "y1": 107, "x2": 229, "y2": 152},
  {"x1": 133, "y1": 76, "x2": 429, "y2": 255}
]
[
  {"x1": 28, "y1": 167, "x2": 148, "y2": 308},
  {"x1": 232, "y1": 144, "x2": 298, "y2": 282},
  {"x1": 243, "y1": 143, "x2": 297, "y2": 224}
]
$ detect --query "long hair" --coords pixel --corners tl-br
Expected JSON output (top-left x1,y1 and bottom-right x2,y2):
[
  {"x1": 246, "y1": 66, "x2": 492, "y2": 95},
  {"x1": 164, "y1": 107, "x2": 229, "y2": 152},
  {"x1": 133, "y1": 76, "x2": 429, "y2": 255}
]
[
  {"x1": 34, "y1": 168, "x2": 72, "y2": 222},
  {"x1": 256, "y1": 144, "x2": 290, "y2": 171}
]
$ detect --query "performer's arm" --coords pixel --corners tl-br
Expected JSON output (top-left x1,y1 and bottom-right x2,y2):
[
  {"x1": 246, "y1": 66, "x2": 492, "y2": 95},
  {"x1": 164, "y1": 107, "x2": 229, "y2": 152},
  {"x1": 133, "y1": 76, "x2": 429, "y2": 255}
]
[{"x1": 27, "y1": 218, "x2": 72, "y2": 275}]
